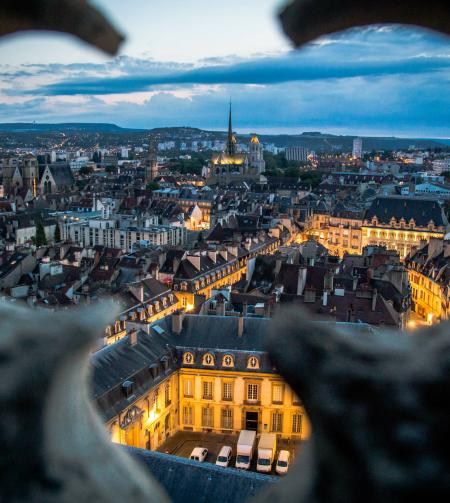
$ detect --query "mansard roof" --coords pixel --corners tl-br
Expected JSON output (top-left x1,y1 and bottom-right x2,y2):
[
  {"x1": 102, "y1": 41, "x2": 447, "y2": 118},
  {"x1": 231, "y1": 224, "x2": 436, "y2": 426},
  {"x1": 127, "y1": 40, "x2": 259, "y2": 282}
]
[{"x1": 364, "y1": 196, "x2": 446, "y2": 227}]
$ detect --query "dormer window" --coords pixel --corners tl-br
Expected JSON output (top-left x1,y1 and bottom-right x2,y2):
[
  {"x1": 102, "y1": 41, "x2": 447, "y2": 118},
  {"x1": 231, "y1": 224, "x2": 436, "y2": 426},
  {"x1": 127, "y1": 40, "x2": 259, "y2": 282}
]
[
  {"x1": 203, "y1": 353, "x2": 215, "y2": 366},
  {"x1": 122, "y1": 380, "x2": 134, "y2": 398},
  {"x1": 183, "y1": 352, "x2": 194, "y2": 365},
  {"x1": 247, "y1": 356, "x2": 260, "y2": 369},
  {"x1": 222, "y1": 354, "x2": 234, "y2": 368}
]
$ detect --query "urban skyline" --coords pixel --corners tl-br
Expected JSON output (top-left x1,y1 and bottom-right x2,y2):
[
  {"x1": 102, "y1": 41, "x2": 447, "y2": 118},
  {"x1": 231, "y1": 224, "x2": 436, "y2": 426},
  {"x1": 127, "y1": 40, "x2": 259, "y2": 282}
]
[{"x1": 0, "y1": 1, "x2": 449, "y2": 137}]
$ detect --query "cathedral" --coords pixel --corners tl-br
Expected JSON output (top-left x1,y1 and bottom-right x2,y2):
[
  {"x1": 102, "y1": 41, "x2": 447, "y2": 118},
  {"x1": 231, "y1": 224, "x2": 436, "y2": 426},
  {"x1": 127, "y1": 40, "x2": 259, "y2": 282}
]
[
  {"x1": 1, "y1": 155, "x2": 74, "y2": 200},
  {"x1": 206, "y1": 103, "x2": 265, "y2": 185}
]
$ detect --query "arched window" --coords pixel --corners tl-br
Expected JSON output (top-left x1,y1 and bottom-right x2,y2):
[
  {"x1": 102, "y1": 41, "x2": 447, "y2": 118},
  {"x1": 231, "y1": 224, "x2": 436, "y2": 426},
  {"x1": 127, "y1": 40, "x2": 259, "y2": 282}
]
[
  {"x1": 247, "y1": 356, "x2": 260, "y2": 369},
  {"x1": 202, "y1": 353, "x2": 215, "y2": 366},
  {"x1": 183, "y1": 352, "x2": 194, "y2": 365},
  {"x1": 222, "y1": 354, "x2": 234, "y2": 368}
]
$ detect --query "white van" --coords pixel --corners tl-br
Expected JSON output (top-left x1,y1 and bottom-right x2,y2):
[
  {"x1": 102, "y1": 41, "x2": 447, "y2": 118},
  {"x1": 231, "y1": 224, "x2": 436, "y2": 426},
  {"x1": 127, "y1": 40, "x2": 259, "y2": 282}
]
[
  {"x1": 275, "y1": 450, "x2": 290, "y2": 475},
  {"x1": 216, "y1": 446, "x2": 232, "y2": 467},
  {"x1": 189, "y1": 447, "x2": 208, "y2": 462}
]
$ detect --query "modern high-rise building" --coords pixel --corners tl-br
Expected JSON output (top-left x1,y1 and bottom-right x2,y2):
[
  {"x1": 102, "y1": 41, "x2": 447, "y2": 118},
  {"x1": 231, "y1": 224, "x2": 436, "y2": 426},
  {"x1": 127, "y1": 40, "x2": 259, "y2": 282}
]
[
  {"x1": 352, "y1": 137, "x2": 363, "y2": 159},
  {"x1": 285, "y1": 147, "x2": 308, "y2": 162}
]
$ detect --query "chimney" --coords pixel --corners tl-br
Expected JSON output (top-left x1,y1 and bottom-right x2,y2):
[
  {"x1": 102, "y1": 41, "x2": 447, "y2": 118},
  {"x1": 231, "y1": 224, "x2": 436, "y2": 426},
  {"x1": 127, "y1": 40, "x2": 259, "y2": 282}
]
[
  {"x1": 372, "y1": 289, "x2": 378, "y2": 311},
  {"x1": 324, "y1": 270, "x2": 334, "y2": 292},
  {"x1": 304, "y1": 288, "x2": 316, "y2": 303},
  {"x1": 216, "y1": 297, "x2": 226, "y2": 316},
  {"x1": 237, "y1": 314, "x2": 244, "y2": 337},
  {"x1": 129, "y1": 328, "x2": 138, "y2": 346},
  {"x1": 187, "y1": 254, "x2": 201, "y2": 271},
  {"x1": 172, "y1": 310, "x2": 185, "y2": 334}
]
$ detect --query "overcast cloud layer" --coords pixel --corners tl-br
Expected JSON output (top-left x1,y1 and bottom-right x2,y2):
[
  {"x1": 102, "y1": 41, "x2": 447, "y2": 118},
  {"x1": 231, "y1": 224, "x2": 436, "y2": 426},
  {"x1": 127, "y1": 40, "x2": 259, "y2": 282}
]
[{"x1": 0, "y1": 27, "x2": 449, "y2": 137}]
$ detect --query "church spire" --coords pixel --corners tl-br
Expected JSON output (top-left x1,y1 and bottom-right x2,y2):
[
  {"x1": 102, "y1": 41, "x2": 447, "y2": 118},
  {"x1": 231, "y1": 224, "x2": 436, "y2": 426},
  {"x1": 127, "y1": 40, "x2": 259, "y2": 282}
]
[{"x1": 226, "y1": 99, "x2": 236, "y2": 156}]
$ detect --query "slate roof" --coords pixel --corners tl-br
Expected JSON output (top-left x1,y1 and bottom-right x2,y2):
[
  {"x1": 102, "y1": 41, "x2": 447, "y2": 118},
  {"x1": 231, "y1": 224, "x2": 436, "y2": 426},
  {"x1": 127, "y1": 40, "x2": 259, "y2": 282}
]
[
  {"x1": 364, "y1": 196, "x2": 446, "y2": 227},
  {"x1": 127, "y1": 447, "x2": 276, "y2": 503}
]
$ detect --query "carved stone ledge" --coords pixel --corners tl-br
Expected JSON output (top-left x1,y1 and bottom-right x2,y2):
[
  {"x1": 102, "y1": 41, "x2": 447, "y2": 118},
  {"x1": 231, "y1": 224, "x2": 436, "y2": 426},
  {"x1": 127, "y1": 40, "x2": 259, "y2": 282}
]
[
  {"x1": 257, "y1": 307, "x2": 450, "y2": 502},
  {"x1": 0, "y1": 303, "x2": 169, "y2": 502},
  {"x1": 279, "y1": 0, "x2": 450, "y2": 47},
  {"x1": 0, "y1": 0, "x2": 124, "y2": 55}
]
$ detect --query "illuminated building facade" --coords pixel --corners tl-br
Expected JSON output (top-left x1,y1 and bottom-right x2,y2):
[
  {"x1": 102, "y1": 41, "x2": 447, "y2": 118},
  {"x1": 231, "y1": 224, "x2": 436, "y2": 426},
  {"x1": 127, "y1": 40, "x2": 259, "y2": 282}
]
[
  {"x1": 104, "y1": 278, "x2": 181, "y2": 345},
  {"x1": 95, "y1": 314, "x2": 310, "y2": 453},
  {"x1": 206, "y1": 104, "x2": 265, "y2": 185},
  {"x1": 406, "y1": 238, "x2": 450, "y2": 324},
  {"x1": 361, "y1": 197, "x2": 448, "y2": 259},
  {"x1": 171, "y1": 237, "x2": 280, "y2": 308}
]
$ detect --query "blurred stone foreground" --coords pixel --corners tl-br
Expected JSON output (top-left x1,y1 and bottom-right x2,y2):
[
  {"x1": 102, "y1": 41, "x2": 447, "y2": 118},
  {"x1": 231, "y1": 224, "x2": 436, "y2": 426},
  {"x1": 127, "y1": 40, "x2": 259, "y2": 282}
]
[{"x1": 1, "y1": 1, "x2": 450, "y2": 502}]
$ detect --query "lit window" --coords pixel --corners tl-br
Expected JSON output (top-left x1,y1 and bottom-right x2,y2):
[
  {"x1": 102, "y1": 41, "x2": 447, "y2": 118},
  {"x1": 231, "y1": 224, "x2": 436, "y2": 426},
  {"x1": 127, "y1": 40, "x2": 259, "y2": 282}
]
[
  {"x1": 183, "y1": 378, "x2": 193, "y2": 397},
  {"x1": 183, "y1": 352, "x2": 194, "y2": 365},
  {"x1": 165, "y1": 382, "x2": 171, "y2": 406},
  {"x1": 247, "y1": 384, "x2": 259, "y2": 401},
  {"x1": 292, "y1": 414, "x2": 302, "y2": 434},
  {"x1": 202, "y1": 353, "x2": 215, "y2": 366},
  {"x1": 222, "y1": 381, "x2": 233, "y2": 401},
  {"x1": 272, "y1": 383, "x2": 284, "y2": 404},
  {"x1": 203, "y1": 381, "x2": 213, "y2": 400},
  {"x1": 222, "y1": 354, "x2": 234, "y2": 367},
  {"x1": 201, "y1": 407, "x2": 214, "y2": 428},
  {"x1": 247, "y1": 356, "x2": 259, "y2": 369},
  {"x1": 183, "y1": 406, "x2": 193, "y2": 426},
  {"x1": 221, "y1": 408, "x2": 233, "y2": 429},
  {"x1": 271, "y1": 412, "x2": 283, "y2": 433}
]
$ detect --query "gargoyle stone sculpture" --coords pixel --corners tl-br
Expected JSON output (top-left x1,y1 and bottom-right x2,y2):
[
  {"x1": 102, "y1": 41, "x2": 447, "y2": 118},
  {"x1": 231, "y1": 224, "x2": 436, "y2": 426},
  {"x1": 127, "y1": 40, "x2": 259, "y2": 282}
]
[
  {"x1": 258, "y1": 308, "x2": 450, "y2": 502},
  {"x1": 279, "y1": 0, "x2": 450, "y2": 47},
  {"x1": 0, "y1": 0, "x2": 123, "y2": 55},
  {"x1": 0, "y1": 303, "x2": 170, "y2": 502}
]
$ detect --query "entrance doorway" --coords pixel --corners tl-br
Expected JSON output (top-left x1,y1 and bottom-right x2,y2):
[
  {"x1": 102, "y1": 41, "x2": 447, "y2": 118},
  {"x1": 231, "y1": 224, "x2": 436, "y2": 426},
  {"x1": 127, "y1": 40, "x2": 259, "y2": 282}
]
[{"x1": 245, "y1": 411, "x2": 258, "y2": 431}]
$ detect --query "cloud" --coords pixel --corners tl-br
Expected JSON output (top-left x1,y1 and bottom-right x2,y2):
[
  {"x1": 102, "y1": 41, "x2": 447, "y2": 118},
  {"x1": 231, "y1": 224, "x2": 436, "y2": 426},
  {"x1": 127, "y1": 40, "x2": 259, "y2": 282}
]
[{"x1": 0, "y1": 26, "x2": 449, "y2": 136}]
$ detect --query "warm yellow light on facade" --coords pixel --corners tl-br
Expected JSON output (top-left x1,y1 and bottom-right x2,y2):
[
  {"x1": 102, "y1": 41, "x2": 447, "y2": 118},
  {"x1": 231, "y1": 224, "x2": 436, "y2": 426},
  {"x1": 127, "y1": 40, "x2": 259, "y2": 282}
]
[{"x1": 186, "y1": 303, "x2": 194, "y2": 312}]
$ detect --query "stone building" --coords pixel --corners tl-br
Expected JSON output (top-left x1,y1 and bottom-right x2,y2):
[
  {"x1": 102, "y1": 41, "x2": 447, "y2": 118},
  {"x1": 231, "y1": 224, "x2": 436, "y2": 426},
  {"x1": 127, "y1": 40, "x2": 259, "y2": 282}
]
[
  {"x1": 406, "y1": 237, "x2": 450, "y2": 323},
  {"x1": 206, "y1": 104, "x2": 266, "y2": 185},
  {"x1": 361, "y1": 196, "x2": 448, "y2": 259},
  {"x1": 94, "y1": 313, "x2": 310, "y2": 453}
]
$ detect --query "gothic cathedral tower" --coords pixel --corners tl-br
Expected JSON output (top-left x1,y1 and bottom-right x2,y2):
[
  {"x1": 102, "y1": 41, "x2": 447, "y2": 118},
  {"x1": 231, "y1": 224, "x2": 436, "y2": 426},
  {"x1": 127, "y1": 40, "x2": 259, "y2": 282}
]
[
  {"x1": 145, "y1": 135, "x2": 159, "y2": 183},
  {"x1": 22, "y1": 155, "x2": 38, "y2": 197}
]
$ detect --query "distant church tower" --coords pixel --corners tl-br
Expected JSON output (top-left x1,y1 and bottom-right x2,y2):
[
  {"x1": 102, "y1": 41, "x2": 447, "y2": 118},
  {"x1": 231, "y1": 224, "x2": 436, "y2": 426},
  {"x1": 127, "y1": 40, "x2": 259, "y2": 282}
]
[
  {"x1": 225, "y1": 101, "x2": 237, "y2": 156},
  {"x1": 249, "y1": 135, "x2": 265, "y2": 174},
  {"x1": 145, "y1": 136, "x2": 158, "y2": 183},
  {"x1": 22, "y1": 155, "x2": 38, "y2": 197}
]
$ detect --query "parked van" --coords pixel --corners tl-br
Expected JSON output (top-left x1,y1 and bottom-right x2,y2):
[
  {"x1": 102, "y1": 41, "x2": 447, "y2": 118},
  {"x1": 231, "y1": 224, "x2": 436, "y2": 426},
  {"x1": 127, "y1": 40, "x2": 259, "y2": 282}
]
[
  {"x1": 256, "y1": 433, "x2": 277, "y2": 473},
  {"x1": 235, "y1": 430, "x2": 256, "y2": 470},
  {"x1": 216, "y1": 446, "x2": 232, "y2": 467},
  {"x1": 276, "y1": 450, "x2": 290, "y2": 475},
  {"x1": 190, "y1": 447, "x2": 208, "y2": 462}
]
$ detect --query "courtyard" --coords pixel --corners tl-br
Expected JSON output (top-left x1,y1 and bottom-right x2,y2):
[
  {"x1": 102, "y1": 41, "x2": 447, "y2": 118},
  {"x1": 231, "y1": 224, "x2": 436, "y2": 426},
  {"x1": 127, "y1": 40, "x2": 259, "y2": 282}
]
[{"x1": 157, "y1": 431, "x2": 301, "y2": 475}]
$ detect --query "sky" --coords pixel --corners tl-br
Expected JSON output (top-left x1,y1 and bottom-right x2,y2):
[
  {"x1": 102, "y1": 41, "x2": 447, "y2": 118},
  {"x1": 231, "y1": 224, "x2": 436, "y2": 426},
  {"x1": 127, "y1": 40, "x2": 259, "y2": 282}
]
[{"x1": 0, "y1": 0, "x2": 449, "y2": 137}]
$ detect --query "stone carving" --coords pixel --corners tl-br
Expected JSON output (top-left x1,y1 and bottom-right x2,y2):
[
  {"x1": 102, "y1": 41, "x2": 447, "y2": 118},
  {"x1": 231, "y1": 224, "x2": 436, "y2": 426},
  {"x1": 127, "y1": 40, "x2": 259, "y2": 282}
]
[
  {"x1": 258, "y1": 307, "x2": 450, "y2": 502},
  {"x1": 279, "y1": 0, "x2": 450, "y2": 47},
  {"x1": 0, "y1": 0, "x2": 124, "y2": 55},
  {"x1": 0, "y1": 303, "x2": 170, "y2": 502}
]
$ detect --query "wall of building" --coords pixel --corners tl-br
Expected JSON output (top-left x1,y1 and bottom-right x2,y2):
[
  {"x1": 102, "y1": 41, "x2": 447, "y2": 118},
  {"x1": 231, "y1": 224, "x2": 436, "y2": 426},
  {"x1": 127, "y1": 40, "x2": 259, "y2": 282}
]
[{"x1": 178, "y1": 368, "x2": 309, "y2": 440}]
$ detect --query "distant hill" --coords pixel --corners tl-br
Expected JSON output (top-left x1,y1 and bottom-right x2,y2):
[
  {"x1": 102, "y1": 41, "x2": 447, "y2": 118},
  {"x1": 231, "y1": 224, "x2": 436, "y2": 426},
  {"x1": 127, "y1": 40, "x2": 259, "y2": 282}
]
[
  {"x1": 0, "y1": 123, "x2": 448, "y2": 151},
  {"x1": 0, "y1": 123, "x2": 144, "y2": 133}
]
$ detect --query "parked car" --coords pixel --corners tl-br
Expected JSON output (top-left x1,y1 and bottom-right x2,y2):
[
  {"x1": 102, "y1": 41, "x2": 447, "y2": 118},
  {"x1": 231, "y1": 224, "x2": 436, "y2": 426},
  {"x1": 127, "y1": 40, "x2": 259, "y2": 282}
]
[
  {"x1": 216, "y1": 446, "x2": 232, "y2": 467},
  {"x1": 275, "y1": 450, "x2": 290, "y2": 475},
  {"x1": 190, "y1": 447, "x2": 208, "y2": 462}
]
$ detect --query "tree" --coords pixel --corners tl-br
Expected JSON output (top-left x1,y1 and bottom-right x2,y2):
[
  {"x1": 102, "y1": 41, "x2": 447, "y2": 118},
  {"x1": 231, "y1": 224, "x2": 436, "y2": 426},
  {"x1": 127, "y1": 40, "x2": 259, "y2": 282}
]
[
  {"x1": 34, "y1": 221, "x2": 47, "y2": 247},
  {"x1": 54, "y1": 223, "x2": 61, "y2": 242},
  {"x1": 79, "y1": 165, "x2": 94, "y2": 176},
  {"x1": 146, "y1": 181, "x2": 160, "y2": 191}
]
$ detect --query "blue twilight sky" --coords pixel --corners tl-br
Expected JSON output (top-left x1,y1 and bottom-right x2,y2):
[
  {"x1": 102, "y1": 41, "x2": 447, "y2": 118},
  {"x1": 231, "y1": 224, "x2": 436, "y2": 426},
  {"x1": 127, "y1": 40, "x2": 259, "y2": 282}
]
[{"x1": 0, "y1": 0, "x2": 449, "y2": 137}]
